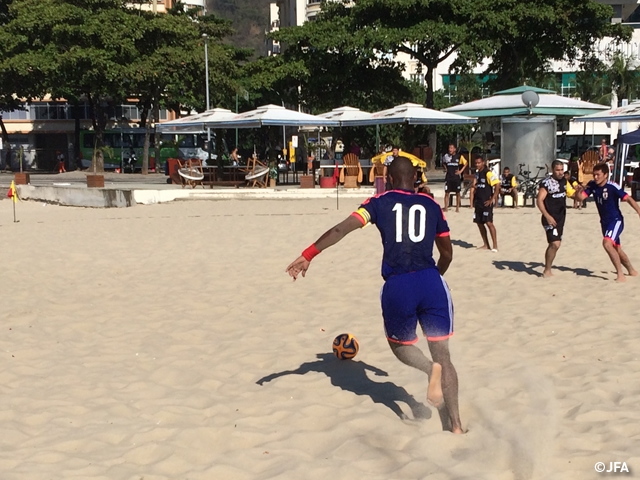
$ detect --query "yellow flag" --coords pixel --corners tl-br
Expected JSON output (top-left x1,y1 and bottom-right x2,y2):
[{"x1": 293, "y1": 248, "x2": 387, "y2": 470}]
[{"x1": 7, "y1": 180, "x2": 18, "y2": 203}]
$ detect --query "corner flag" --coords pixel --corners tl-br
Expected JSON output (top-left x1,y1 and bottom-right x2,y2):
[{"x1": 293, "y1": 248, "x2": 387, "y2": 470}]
[{"x1": 7, "y1": 180, "x2": 18, "y2": 203}]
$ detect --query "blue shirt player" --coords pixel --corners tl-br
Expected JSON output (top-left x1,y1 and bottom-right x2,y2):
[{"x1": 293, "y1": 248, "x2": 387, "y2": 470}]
[
  {"x1": 286, "y1": 157, "x2": 463, "y2": 434},
  {"x1": 579, "y1": 163, "x2": 640, "y2": 282}
]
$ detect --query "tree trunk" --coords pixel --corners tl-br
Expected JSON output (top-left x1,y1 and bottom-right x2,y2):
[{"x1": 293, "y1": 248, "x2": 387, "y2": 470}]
[
  {"x1": 152, "y1": 94, "x2": 161, "y2": 175},
  {"x1": 87, "y1": 94, "x2": 105, "y2": 172},
  {"x1": 143, "y1": 121, "x2": 151, "y2": 175},
  {"x1": 424, "y1": 65, "x2": 435, "y2": 109},
  {"x1": 0, "y1": 115, "x2": 11, "y2": 171}
]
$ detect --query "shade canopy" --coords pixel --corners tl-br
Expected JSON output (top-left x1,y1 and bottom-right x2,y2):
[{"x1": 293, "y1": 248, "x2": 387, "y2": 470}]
[
  {"x1": 617, "y1": 127, "x2": 640, "y2": 144},
  {"x1": 573, "y1": 102, "x2": 640, "y2": 123},
  {"x1": 198, "y1": 104, "x2": 339, "y2": 129},
  {"x1": 443, "y1": 87, "x2": 608, "y2": 118},
  {"x1": 317, "y1": 106, "x2": 373, "y2": 125},
  {"x1": 157, "y1": 108, "x2": 237, "y2": 132},
  {"x1": 341, "y1": 102, "x2": 476, "y2": 126}
]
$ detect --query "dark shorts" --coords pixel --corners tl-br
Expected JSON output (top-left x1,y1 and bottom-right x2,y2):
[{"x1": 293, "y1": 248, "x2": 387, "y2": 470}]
[
  {"x1": 473, "y1": 205, "x2": 494, "y2": 224},
  {"x1": 542, "y1": 215, "x2": 565, "y2": 243},
  {"x1": 381, "y1": 268, "x2": 454, "y2": 343},
  {"x1": 602, "y1": 219, "x2": 624, "y2": 246},
  {"x1": 444, "y1": 178, "x2": 461, "y2": 192}
]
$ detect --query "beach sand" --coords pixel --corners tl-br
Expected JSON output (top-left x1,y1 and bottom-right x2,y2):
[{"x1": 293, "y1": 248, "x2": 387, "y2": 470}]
[{"x1": 1, "y1": 196, "x2": 639, "y2": 479}]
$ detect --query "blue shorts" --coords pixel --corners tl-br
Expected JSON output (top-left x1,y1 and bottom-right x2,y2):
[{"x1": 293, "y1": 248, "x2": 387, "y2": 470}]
[
  {"x1": 381, "y1": 268, "x2": 454, "y2": 344},
  {"x1": 602, "y1": 219, "x2": 624, "y2": 246}
]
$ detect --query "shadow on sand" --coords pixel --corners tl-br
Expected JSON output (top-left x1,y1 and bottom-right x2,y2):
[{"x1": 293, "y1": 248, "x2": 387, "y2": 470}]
[
  {"x1": 493, "y1": 260, "x2": 608, "y2": 280},
  {"x1": 256, "y1": 353, "x2": 432, "y2": 421},
  {"x1": 451, "y1": 239, "x2": 474, "y2": 249}
]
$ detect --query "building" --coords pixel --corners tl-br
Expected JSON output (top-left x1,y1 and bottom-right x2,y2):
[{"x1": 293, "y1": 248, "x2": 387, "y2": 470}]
[{"x1": 0, "y1": 0, "x2": 204, "y2": 171}]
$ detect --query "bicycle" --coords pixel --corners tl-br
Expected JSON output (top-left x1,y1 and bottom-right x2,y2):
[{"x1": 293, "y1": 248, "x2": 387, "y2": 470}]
[{"x1": 516, "y1": 164, "x2": 547, "y2": 207}]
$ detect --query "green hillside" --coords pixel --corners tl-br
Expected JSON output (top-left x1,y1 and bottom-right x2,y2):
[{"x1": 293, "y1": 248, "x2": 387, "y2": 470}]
[{"x1": 207, "y1": 0, "x2": 272, "y2": 56}]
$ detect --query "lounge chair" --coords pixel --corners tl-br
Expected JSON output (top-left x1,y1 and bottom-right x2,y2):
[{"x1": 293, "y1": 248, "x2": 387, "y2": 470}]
[{"x1": 340, "y1": 153, "x2": 362, "y2": 188}]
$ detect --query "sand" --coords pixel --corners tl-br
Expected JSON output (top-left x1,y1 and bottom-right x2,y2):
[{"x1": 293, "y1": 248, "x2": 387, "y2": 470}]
[{"x1": 1, "y1": 196, "x2": 639, "y2": 480}]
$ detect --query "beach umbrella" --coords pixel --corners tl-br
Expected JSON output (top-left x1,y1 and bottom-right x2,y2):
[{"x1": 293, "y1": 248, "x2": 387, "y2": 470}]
[
  {"x1": 157, "y1": 108, "x2": 237, "y2": 132},
  {"x1": 199, "y1": 104, "x2": 340, "y2": 129},
  {"x1": 342, "y1": 102, "x2": 476, "y2": 127},
  {"x1": 371, "y1": 150, "x2": 427, "y2": 168}
]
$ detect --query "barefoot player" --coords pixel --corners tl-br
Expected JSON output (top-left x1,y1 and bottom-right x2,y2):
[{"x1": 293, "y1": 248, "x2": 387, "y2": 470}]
[
  {"x1": 286, "y1": 157, "x2": 463, "y2": 434},
  {"x1": 536, "y1": 160, "x2": 581, "y2": 278},
  {"x1": 579, "y1": 163, "x2": 640, "y2": 282},
  {"x1": 471, "y1": 156, "x2": 500, "y2": 251}
]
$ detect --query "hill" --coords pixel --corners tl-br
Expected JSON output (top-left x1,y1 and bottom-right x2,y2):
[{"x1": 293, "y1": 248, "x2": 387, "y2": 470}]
[{"x1": 207, "y1": 0, "x2": 273, "y2": 57}]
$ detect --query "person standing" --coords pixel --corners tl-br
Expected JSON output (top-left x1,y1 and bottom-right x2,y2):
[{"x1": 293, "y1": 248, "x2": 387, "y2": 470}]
[
  {"x1": 57, "y1": 150, "x2": 66, "y2": 173},
  {"x1": 471, "y1": 156, "x2": 500, "y2": 251},
  {"x1": 286, "y1": 157, "x2": 463, "y2": 434},
  {"x1": 536, "y1": 161, "x2": 580, "y2": 278},
  {"x1": 442, "y1": 144, "x2": 467, "y2": 213},
  {"x1": 578, "y1": 163, "x2": 640, "y2": 282}
]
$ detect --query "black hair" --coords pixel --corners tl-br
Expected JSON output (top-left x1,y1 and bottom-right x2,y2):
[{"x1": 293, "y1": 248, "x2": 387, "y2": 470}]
[{"x1": 388, "y1": 156, "x2": 416, "y2": 182}]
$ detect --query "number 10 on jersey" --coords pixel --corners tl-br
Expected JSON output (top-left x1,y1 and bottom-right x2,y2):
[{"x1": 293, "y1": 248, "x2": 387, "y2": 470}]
[{"x1": 393, "y1": 203, "x2": 427, "y2": 243}]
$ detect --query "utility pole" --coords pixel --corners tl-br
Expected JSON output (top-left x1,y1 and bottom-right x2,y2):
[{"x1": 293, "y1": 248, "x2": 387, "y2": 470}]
[{"x1": 203, "y1": 33, "x2": 211, "y2": 164}]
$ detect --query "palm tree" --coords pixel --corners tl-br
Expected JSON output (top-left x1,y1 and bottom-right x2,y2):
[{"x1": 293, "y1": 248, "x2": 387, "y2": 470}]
[{"x1": 606, "y1": 51, "x2": 640, "y2": 105}]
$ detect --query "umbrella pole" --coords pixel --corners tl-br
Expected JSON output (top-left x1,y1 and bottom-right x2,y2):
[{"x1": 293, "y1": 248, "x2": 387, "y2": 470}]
[{"x1": 376, "y1": 125, "x2": 380, "y2": 153}]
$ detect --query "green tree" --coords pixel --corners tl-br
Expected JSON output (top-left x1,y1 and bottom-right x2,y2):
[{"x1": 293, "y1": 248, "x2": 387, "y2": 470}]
[
  {"x1": 606, "y1": 51, "x2": 640, "y2": 104},
  {"x1": 479, "y1": 0, "x2": 630, "y2": 91}
]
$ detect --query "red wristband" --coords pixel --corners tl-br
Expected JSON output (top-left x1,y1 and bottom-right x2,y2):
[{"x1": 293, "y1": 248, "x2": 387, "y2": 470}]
[{"x1": 302, "y1": 244, "x2": 321, "y2": 262}]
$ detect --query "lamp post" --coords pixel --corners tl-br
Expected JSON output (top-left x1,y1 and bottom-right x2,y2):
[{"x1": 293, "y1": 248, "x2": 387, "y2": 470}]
[{"x1": 202, "y1": 33, "x2": 211, "y2": 163}]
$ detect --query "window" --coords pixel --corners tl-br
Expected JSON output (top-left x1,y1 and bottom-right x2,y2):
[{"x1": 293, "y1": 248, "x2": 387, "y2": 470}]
[{"x1": 2, "y1": 109, "x2": 28, "y2": 120}]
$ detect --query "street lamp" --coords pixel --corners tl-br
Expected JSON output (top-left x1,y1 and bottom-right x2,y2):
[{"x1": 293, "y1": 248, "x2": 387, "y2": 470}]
[{"x1": 202, "y1": 33, "x2": 211, "y2": 163}]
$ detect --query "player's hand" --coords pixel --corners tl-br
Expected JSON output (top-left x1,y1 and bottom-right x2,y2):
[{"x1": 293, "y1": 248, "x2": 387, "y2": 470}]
[
  {"x1": 454, "y1": 170, "x2": 461, "y2": 175},
  {"x1": 545, "y1": 215, "x2": 557, "y2": 227},
  {"x1": 286, "y1": 256, "x2": 310, "y2": 281},
  {"x1": 484, "y1": 199, "x2": 493, "y2": 207}
]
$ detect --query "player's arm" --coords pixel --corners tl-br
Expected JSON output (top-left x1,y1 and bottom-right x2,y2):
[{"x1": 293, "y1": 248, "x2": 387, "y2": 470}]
[
  {"x1": 286, "y1": 215, "x2": 363, "y2": 281},
  {"x1": 435, "y1": 235, "x2": 453, "y2": 275},
  {"x1": 536, "y1": 186, "x2": 557, "y2": 227},
  {"x1": 623, "y1": 194, "x2": 640, "y2": 217},
  {"x1": 456, "y1": 158, "x2": 467, "y2": 176},
  {"x1": 486, "y1": 173, "x2": 500, "y2": 206}
]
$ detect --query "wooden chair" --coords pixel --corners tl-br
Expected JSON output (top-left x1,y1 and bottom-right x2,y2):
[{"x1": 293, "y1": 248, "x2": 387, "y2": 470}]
[
  {"x1": 580, "y1": 150, "x2": 599, "y2": 184},
  {"x1": 244, "y1": 156, "x2": 269, "y2": 188},
  {"x1": 340, "y1": 153, "x2": 362, "y2": 188},
  {"x1": 368, "y1": 162, "x2": 385, "y2": 183},
  {"x1": 177, "y1": 158, "x2": 204, "y2": 189}
]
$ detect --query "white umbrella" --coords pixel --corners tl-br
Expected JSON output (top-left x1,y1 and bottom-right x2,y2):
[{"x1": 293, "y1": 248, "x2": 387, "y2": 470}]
[
  {"x1": 317, "y1": 106, "x2": 373, "y2": 125},
  {"x1": 342, "y1": 102, "x2": 476, "y2": 126},
  {"x1": 201, "y1": 104, "x2": 339, "y2": 128},
  {"x1": 573, "y1": 102, "x2": 640, "y2": 122},
  {"x1": 156, "y1": 108, "x2": 237, "y2": 132}
]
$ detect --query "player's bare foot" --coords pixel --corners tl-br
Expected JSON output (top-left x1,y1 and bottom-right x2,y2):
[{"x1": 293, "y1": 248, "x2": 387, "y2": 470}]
[
  {"x1": 615, "y1": 274, "x2": 626, "y2": 282},
  {"x1": 451, "y1": 427, "x2": 465, "y2": 434},
  {"x1": 628, "y1": 269, "x2": 638, "y2": 277},
  {"x1": 543, "y1": 269, "x2": 553, "y2": 278},
  {"x1": 455, "y1": 208, "x2": 460, "y2": 213},
  {"x1": 476, "y1": 245, "x2": 489, "y2": 250},
  {"x1": 427, "y1": 363, "x2": 443, "y2": 408}
]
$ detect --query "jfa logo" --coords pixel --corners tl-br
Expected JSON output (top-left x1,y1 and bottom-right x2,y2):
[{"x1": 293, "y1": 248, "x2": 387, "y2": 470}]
[{"x1": 595, "y1": 461, "x2": 629, "y2": 473}]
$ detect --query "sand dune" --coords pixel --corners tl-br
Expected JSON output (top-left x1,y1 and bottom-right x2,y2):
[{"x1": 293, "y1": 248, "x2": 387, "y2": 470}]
[{"x1": 1, "y1": 196, "x2": 638, "y2": 479}]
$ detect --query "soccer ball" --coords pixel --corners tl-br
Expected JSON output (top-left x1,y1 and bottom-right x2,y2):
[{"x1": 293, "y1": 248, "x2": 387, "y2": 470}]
[{"x1": 332, "y1": 333, "x2": 359, "y2": 360}]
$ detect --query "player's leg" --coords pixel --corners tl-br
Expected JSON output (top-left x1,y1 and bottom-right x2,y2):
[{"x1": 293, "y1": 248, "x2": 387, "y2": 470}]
[
  {"x1": 603, "y1": 239, "x2": 625, "y2": 282},
  {"x1": 487, "y1": 221, "x2": 498, "y2": 251},
  {"x1": 511, "y1": 188, "x2": 518, "y2": 208},
  {"x1": 602, "y1": 221, "x2": 626, "y2": 281},
  {"x1": 543, "y1": 241, "x2": 561, "y2": 277},
  {"x1": 455, "y1": 192, "x2": 461, "y2": 212},
  {"x1": 428, "y1": 340, "x2": 462, "y2": 434},
  {"x1": 382, "y1": 275, "x2": 443, "y2": 404},
  {"x1": 617, "y1": 247, "x2": 638, "y2": 276},
  {"x1": 443, "y1": 183, "x2": 450, "y2": 211}
]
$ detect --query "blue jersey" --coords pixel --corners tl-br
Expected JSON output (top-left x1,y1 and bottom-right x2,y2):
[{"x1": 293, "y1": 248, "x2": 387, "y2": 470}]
[
  {"x1": 583, "y1": 180, "x2": 628, "y2": 224},
  {"x1": 352, "y1": 189, "x2": 450, "y2": 279}
]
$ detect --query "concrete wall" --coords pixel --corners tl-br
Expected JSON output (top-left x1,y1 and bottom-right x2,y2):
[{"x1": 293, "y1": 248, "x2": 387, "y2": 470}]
[{"x1": 17, "y1": 185, "x2": 135, "y2": 208}]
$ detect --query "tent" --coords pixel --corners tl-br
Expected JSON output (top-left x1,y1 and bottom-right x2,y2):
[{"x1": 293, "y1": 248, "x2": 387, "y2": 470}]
[
  {"x1": 443, "y1": 86, "x2": 608, "y2": 118},
  {"x1": 317, "y1": 106, "x2": 373, "y2": 124},
  {"x1": 572, "y1": 102, "x2": 640, "y2": 123},
  {"x1": 197, "y1": 104, "x2": 339, "y2": 129},
  {"x1": 157, "y1": 108, "x2": 237, "y2": 132},
  {"x1": 341, "y1": 102, "x2": 475, "y2": 127}
]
